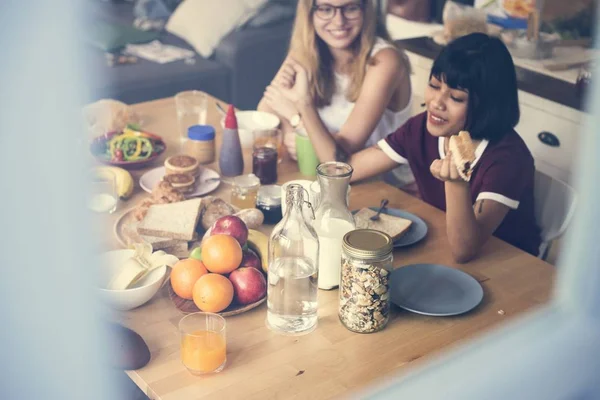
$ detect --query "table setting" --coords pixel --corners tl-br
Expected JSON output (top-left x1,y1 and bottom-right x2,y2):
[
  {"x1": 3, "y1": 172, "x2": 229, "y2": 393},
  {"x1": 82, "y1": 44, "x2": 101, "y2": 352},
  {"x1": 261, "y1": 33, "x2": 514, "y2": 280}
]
[{"x1": 86, "y1": 92, "x2": 555, "y2": 399}]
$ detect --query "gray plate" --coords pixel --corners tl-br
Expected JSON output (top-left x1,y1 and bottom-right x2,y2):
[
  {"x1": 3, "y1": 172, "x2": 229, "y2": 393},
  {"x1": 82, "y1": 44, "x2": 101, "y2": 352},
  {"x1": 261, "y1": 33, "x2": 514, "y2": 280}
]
[
  {"x1": 353, "y1": 207, "x2": 428, "y2": 247},
  {"x1": 390, "y1": 264, "x2": 484, "y2": 316}
]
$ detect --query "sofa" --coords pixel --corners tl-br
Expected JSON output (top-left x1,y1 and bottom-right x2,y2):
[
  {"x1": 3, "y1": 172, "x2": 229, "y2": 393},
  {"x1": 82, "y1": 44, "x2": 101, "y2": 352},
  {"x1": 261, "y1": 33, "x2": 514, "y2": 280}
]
[{"x1": 85, "y1": 1, "x2": 294, "y2": 110}]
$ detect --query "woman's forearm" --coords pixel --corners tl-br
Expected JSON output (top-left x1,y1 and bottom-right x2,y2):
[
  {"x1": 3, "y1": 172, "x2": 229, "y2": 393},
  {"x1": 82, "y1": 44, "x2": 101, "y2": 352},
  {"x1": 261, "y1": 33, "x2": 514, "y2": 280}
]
[
  {"x1": 298, "y1": 103, "x2": 346, "y2": 162},
  {"x1": 444, "y1": 182, "x2": 482, "y2": 263}
]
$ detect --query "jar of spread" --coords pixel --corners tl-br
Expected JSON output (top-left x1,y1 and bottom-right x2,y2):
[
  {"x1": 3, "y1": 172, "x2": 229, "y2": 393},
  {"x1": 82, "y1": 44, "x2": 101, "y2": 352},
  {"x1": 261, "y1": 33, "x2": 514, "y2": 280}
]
[
  {"x1": 184, "y1": 125, "x2": 215, "y2": 165},
  {"x1": 257, "y1": 185, "x2": 282, "y2": 225},
  {"x1": 230, "y1": 174, "x2": 261, "y2": 209},
  {"x1": 339, "y1": 229, "x2": 393, "y2": 334},
  {"x1": 252, "y1": 147, "x2": 278, "y2": 184}
]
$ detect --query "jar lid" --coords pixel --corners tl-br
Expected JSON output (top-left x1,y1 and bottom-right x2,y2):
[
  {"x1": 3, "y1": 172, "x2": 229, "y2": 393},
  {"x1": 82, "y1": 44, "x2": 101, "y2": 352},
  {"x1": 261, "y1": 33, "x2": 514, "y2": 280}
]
[
  {"x1": 232, "y1": 173, "x2": 260, "y2": 190},
  {"x1": 343, "y1": 229, "x2": 393, "y2": 261},
  {"x1": 257, "y1": 185, "x2": 282, "y2": 206},
  {"x1": 188, "y1": 125, "x2": 215, "y2": 141}
]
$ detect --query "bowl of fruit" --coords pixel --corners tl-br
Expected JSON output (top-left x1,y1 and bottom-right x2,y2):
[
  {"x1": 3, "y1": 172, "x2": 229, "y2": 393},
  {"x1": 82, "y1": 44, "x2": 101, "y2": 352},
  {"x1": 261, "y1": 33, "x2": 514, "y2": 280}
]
[
  {"x1": 90, "y1": 126, "x2": 166, "y2": 168},
  {"x1": 168, "y1": 215, "x2": 270, "y2": 317}
]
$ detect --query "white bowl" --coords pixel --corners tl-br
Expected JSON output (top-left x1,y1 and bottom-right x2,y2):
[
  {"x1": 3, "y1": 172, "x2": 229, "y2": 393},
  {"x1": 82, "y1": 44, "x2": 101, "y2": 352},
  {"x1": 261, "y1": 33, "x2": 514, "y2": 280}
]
[
  {"x1": 97, "y1": 249, "x2": 167, "y2": 311},
  {"x1": 221, "y1": 110, "x2": 280, "y2": 148}
]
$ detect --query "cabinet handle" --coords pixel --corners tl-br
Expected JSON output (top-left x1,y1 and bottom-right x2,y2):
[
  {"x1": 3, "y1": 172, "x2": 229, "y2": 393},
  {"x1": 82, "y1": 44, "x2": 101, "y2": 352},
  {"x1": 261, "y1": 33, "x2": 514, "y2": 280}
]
[{"x1": 538, "y1": 131, "x2": 560, "y2": 147}]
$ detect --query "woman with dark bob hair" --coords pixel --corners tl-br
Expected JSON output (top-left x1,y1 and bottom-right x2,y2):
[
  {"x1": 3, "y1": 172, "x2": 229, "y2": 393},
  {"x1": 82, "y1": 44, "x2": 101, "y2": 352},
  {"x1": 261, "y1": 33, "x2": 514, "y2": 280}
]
[{"x1": 278, "y1": 33, "x2": 540, "y2": 261}]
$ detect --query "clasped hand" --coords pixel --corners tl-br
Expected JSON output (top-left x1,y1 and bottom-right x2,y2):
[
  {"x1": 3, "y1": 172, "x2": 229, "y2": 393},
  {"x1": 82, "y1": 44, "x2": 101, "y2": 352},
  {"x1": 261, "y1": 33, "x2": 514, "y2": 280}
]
[
  {"x1": 263, "y1": 58, "x2": 311, "y2": 121},
  {"x1": 430, "y1": 151, "x2": 467, "y2": 183}
]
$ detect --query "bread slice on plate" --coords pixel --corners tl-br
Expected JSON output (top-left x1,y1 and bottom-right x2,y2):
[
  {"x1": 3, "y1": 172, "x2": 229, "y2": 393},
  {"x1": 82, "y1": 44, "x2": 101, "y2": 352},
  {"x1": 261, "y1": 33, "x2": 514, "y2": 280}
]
[
  {"x1": 138, "y1": 235, "x2": 185, "y2": 251},
  {"x1": 162, "y1": 241, "x2": 189, "y2": 259},
  {"x1": 354, "y1": 208, "x2": 413, "y2": 241},
  {"x1": 137, "y1": 198, "x2": 202, "y2": 241}
]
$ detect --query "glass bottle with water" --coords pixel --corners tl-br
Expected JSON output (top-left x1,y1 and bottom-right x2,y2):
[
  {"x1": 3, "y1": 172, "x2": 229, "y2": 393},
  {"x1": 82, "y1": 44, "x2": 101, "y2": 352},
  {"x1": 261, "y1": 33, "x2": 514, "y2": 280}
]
[{"x1": 267, "y1": 184, "x2": 319, "y2": 335}]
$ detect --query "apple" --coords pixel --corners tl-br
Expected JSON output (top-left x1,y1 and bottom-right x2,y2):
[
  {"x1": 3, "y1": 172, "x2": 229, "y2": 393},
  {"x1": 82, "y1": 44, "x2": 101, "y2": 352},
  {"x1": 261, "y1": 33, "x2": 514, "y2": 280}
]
[
  {"x1": 229, "y1": 267, "x2": 267, "y2": 305},
  {"x1": 211, "y1": 215, "x2": 249, "y2": 246},
  {"x1": 189, "y1": 246, "x2": 202, "y2": 261},
  {"x1": 240, "y1": 248, "x2": 261, "y2": 271}
]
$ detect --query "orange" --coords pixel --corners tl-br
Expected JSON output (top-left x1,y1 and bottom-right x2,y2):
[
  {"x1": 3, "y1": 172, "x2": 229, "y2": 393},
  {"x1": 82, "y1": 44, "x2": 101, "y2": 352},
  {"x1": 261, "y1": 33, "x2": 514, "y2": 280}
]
[
  {"x1": 170, "y1": 258, "x2": 208, "y2": 300},
  {"x1": 193, "y1": 273, "x2": 234, "y2": 313},
  {"x1": 202, "y1": 234, "x2": 243, "y2": 274}
]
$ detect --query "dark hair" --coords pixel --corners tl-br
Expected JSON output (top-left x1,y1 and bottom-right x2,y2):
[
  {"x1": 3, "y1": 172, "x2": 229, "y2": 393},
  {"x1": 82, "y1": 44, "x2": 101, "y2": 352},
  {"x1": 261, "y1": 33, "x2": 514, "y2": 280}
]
[{"x1": 430, "y1": 33, "x2": 520, "y2": 142}]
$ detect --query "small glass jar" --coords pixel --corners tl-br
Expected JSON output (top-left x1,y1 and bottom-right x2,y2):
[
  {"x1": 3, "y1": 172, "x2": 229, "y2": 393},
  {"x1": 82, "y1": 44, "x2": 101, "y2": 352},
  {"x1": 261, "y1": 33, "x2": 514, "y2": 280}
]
[
  {"x1": 339, "y1": 229, "x2": 393, "y2": 334},
  {"x1": 257, "y1": 185, "x2": 282, "y2": 225},
  {"x1": 230, "y1": 174, "x2": 260, "y2": 209},
  {"x1": 184, "y1": 125, "x2": 215, "y2": 164},
  {"x1": 252, "y1": 146, "x2": 278, "y2": 184}
]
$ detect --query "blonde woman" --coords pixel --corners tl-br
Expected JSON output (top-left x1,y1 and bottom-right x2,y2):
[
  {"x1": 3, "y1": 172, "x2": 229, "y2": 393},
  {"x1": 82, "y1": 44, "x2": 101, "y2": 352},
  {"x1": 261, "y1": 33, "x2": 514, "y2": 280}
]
[{"x1": 258, "y1": 0, "x2": 415, "y2": 189}]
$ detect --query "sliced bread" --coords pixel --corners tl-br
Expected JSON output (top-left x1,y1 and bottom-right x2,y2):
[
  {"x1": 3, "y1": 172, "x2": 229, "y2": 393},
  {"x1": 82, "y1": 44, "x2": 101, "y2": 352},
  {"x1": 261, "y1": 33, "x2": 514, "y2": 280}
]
[
  {"x1": 161, "y1": 241, "x2": 189, "y2": 259},
  {"x1": 139, "y1": 234, "x2": 185, "y2": 251},
  {"x1": 354, "y1": 208, "x2": 413, "y2": 241},
  {"x1": 137, "y1": 198, "x2": 202, "y2": 241}
]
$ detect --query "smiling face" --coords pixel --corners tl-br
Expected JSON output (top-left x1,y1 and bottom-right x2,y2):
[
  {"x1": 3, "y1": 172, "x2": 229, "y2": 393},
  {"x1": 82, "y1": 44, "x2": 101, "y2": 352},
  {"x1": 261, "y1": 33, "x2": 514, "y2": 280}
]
[
  {"x1": 424, "y1": 75, "x2": 469, "y2": 138},
  {"x1": 312, "y1": 0, "x2": 364, "y2": 50}
]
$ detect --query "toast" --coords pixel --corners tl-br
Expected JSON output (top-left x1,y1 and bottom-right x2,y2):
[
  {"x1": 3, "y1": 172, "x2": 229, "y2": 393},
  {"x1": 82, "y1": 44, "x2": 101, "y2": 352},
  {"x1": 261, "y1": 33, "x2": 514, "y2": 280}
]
[
  {"x1": 161, "y1": 241, "x2": 189, "y2": 259},
  {"x1": 449, "y1": 131, "x2": 476, "y2": 182},
  {"x1": 138, "y1": 235, "x2": 186, "y2": 251},
  {"x1": 137, "y1": 198, "x2": 202, "y2": 241},
  {"x1": 353, "y1": 208, "x2": 413, "y2": 241}
]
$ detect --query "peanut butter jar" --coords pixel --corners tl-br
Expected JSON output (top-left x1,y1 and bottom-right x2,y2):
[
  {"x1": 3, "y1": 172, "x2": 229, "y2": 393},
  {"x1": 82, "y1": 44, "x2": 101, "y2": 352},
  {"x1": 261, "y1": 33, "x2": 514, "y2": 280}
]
[{"x1": 184, "y1": 125, "x2": 215, "y2": 165}]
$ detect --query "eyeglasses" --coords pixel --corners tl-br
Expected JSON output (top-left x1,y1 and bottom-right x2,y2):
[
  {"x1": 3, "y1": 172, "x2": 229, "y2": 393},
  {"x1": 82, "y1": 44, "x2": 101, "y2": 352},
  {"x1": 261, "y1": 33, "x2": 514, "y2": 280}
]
[{"x1": 312, "y1": 3, "x2": 363, "y2": 21}]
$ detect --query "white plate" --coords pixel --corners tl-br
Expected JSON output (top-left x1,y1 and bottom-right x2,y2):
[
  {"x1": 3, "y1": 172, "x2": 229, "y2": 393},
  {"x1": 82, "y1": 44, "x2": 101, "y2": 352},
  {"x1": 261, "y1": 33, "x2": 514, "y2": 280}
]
[{"x1": 139, "y1": 166, "x2": 220, "y2": 198}]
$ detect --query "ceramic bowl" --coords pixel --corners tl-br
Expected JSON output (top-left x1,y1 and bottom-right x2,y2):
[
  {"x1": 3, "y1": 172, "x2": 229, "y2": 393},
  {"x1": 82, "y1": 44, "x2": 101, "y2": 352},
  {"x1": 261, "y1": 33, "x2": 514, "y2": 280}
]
[
  {"x1": 97, "y1": 249, "x2": 167, "y2": 311},
  {"x1": 89, "y1": 130, "x2": 166, "y2": 169},
  {"x1": 221, "y1": 110, "x2": 280, "y2": 148}
]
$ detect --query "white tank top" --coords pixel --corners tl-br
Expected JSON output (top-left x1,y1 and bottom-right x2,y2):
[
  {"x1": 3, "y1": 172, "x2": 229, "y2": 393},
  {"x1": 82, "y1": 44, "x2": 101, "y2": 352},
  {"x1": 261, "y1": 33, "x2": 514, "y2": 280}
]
[{"x1": 317, "y1": 38, "x2": 415, "y2": 185}]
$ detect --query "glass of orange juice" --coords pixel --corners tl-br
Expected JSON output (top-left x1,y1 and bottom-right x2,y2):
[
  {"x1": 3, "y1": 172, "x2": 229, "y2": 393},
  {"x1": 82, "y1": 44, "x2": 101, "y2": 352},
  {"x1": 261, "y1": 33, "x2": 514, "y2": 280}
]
[{"x1": 179, "y1": 312, "x2": 226, "y2": 375}]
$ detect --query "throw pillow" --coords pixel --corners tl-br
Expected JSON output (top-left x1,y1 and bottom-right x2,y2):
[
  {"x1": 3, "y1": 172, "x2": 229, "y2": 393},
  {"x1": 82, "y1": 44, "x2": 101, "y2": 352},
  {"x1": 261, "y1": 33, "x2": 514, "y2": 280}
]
[{"x1": 166, "y1": 0, "x2": 268, "y2": 58}]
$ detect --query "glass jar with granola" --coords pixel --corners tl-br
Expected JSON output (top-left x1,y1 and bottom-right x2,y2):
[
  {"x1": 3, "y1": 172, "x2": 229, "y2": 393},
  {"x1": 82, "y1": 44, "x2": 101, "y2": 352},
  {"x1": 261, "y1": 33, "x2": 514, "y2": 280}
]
[{"x1": 339, "y1": 229, "x2": 393, "y2": 333}]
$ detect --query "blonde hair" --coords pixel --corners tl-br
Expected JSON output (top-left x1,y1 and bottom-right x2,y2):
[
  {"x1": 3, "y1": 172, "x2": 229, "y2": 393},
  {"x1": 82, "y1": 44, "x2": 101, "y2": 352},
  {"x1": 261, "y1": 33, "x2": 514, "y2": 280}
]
[{"x1": 289, "y1": 0, "x2": 396, "y2": 107}]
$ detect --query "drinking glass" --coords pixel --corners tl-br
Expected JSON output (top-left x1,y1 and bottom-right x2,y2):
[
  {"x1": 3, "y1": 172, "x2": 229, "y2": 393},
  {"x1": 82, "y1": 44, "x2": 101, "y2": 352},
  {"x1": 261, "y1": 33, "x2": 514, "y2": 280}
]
[
  {"x1": 175, "y1": 91, "x2": 208, "y2": 152},
  {"x1": 179, "y1": 312, "x2": 227, "y2": 375},
  {"x1": 87, "y1": 169, "x2": 117, "y2": 214},
  {"x1": 253, "y1": 128, "x2": 284, "y2": 163}
]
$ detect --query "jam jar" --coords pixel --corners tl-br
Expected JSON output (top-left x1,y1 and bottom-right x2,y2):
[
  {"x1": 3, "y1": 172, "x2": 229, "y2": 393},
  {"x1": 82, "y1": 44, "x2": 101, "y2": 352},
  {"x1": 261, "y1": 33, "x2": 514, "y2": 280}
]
[
  {"x1": 257, "y1": 184, "x2": 282, "y2": 225},
  {"x1": 252, "y1": 147, "x2": 278, "y2": 184}
]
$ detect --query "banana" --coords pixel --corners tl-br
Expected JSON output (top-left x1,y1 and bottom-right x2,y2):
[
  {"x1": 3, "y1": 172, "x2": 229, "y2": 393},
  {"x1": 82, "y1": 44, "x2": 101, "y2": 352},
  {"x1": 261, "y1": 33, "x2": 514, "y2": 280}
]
[
  {"x1": 247, "y1": 229, "x2": 269, "y2": 273},
  {"x1": 108, "y1": 258, "x2": 147, "y2": 290},
  {"x1": 95, "y1": 166, "x2": 134, "y2": 200}
]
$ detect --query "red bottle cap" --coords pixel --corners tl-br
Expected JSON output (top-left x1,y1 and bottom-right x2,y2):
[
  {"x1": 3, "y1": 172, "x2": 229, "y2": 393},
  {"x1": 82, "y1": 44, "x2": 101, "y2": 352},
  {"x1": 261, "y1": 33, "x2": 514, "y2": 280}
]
[{"x1": 224, "y1": 104, "x2": 238, "y2": 129}]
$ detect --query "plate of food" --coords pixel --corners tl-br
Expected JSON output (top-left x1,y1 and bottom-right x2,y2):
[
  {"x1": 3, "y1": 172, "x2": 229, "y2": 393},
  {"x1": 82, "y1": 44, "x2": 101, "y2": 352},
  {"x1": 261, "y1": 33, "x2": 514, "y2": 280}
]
[
  {"x1": 139, "y1": 155, "x2": 221, "y2": 198},
  {"x1": 148, "y1": 208, "x2": 268, "y2": 317},
  {"x1": 167, "y1": 217, "x2": 269, "y2": 317},
  {"x1": 353, "y1": 207, "x2": 428, "y2": 247},
  {"x1": 90, "y1": 126, "x2": 166, "y2": 168},
  {"x1": 113, "y1": 183, "x2": 265, "y2": 254}
]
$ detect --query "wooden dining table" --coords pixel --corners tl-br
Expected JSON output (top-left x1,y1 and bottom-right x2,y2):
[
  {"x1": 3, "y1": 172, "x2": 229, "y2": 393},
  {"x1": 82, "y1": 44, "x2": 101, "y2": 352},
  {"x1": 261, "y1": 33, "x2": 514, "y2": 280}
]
[{"x1": 101, "y1": 95, "x2": 556, "y2": 400}]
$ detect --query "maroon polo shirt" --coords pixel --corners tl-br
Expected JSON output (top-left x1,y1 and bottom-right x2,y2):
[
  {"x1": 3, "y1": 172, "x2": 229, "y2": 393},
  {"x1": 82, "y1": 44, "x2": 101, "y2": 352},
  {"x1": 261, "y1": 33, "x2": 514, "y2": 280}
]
[{"x1": 378, "y1": 112, "x2": 541, "y2": 256}]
